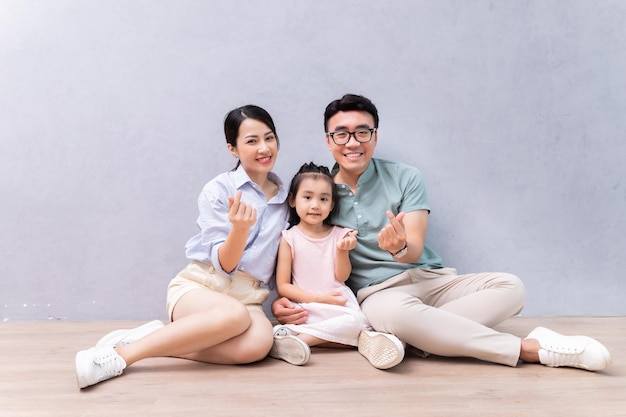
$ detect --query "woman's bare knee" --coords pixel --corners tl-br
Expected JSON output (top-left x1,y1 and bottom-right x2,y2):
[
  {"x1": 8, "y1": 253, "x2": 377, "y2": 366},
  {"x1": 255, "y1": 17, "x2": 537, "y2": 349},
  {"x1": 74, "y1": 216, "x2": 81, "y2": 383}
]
[{"x1": 232, "y1": 312, "x2": 273, "y2": 362}]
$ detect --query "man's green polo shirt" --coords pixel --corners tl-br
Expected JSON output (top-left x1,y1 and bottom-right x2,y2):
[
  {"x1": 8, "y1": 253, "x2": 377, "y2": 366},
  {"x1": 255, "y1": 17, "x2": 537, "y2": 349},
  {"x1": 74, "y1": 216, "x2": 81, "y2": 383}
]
[{"x1": 331, "y1": 158, "x2": 444, "y2": 293}]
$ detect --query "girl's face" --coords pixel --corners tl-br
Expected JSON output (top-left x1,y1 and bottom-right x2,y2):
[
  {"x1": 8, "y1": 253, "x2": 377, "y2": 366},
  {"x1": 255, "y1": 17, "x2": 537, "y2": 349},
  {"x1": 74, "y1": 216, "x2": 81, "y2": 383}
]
[
  {"x1": 228, "y1": 118, "x2": 278, "y2": 181},
  {"x1": 290, "y1": 177, "x2": 334, "y2": 226}
]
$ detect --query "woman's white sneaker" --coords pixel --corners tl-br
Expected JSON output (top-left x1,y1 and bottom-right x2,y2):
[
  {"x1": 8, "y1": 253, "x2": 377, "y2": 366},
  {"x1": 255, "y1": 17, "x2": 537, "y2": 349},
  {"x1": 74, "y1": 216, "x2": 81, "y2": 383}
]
[
  {"x1": 526, "y1": 326, "x2": 612, "y2": 371},
  {"x1": 96, "y1": 320, "x2": 164, "y2": 347},
  {"x1": 75, "y1": 346, "x2": 126, "y2": 389}
]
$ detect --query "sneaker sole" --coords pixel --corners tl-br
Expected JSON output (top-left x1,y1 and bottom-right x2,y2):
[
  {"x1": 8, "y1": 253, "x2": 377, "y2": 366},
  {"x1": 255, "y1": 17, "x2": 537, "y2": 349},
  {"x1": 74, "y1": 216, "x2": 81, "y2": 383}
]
[
  {"x1": 96, "y1": 320, "x2": 164, "y2": 347},
  {"x1": 75, "y1": 349, "x2": 92, "y2": 389},
  {"x1": 269, "y1": 335, "x2": 310, "y2": 366},
  {"x1": 358, "y1": 330, "x2": 405, "y2": 370}
]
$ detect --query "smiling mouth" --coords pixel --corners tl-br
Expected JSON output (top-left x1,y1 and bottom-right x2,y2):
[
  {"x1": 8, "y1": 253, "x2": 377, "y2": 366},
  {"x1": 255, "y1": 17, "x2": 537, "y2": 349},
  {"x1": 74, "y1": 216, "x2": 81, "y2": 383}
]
[{"x1": 257, "y1": 156, "x2": 272, "y2": 164}]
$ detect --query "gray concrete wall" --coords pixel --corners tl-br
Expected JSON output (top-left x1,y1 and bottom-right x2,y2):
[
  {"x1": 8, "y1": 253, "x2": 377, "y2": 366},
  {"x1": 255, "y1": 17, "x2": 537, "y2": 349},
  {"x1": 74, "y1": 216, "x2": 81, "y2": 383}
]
[{"x1": 1, "y1": 0, "x2": 624, "y2": 320}]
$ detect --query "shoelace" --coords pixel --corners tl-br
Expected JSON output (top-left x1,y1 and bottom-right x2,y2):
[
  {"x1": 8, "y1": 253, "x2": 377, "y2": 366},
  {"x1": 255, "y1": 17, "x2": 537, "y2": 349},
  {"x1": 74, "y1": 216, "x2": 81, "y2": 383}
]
[
  {"x1": 541, "y1": 344, "x2": 584, "y2": 367},
  {"x1": 95, "y1": 352, "x2": 125, "y2": 379}
]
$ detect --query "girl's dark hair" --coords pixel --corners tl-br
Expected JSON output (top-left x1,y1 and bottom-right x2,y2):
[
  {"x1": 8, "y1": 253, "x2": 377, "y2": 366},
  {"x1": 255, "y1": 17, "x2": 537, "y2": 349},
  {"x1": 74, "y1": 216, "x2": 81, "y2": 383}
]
[
  {"x1": 224, "y1": 105, "x2": 279, "y2": 170},
  {"x1": 323, "y1": 93, "x2": 379, "y2": 132},
  {"x1": 287, "y1": 162, "x2": 338, "y2": 228}
]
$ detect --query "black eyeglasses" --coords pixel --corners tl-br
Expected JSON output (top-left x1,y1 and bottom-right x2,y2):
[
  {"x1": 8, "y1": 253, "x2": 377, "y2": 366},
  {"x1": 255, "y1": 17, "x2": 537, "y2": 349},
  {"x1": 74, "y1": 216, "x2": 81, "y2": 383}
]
[{"x1": 327, "y1": 128, "x2": 376, "y2": 145}]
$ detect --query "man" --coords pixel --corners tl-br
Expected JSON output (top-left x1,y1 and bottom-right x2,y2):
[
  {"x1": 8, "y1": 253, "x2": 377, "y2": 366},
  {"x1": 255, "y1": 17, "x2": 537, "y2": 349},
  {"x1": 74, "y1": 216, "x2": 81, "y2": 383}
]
[{"x1": 272, "y1": 93, "x2": 611, "y2": 371}]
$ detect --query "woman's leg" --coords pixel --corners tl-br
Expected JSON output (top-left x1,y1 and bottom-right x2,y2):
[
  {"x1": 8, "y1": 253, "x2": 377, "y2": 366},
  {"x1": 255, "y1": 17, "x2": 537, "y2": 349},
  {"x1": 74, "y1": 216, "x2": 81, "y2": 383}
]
[{"x1": 117, "y1": 288, "x2": 272, "y2": 366}]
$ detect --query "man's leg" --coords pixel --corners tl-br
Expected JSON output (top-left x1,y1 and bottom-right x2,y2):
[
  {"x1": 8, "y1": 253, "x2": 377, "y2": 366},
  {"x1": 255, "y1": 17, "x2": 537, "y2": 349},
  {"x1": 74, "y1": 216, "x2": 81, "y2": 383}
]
[
  {"x1": 416, "y1": 270, "x2": 526, "y2": 328},
  {"x1": 359, "y1": 270, "x2": 523, "y2": 366}
]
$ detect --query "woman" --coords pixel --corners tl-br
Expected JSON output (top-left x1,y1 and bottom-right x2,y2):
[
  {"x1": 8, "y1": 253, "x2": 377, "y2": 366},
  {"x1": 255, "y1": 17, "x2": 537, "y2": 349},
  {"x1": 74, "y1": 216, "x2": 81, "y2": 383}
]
[{"x1": 76, "y1": 105, "x2": 305, "y2": 389}]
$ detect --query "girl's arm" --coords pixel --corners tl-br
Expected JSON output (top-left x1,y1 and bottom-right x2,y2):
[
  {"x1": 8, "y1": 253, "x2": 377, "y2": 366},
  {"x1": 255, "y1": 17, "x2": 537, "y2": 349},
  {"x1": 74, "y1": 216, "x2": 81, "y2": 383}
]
[
  {"x1": 276, "y1": 237, "x2": 346, "y2": 306},
  {"x1": 218, "y1": 190, "x2": 257, "y2": 273},
  {"x1": 335, "y1": 229, "x2": 357, "y2": 282}
]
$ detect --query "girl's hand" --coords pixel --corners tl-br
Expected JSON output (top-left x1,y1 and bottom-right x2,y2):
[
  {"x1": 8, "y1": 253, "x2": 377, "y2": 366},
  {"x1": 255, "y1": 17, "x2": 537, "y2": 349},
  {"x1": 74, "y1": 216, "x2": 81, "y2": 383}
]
[
  {"x1": 227, "y1": 190, "x2": 257, "y2": 230},
  {"x1": 336, "y1": 230, "x2": 358, "y2": 251},
  {"x1": 317, "y1": 291, "x2": 348, "y2": 306}
]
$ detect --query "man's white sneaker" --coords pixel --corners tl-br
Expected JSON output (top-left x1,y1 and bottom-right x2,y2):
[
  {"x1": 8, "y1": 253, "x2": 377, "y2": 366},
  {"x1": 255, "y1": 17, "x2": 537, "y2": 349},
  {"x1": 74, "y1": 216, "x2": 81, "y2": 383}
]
[
  {"x1": 526, "y1": 326, "x2": 612, "y2": 371},
  {"x1": 269, "y1": 331, "x2": 310, "y2": 366},
  {"x1": 75, "y1": 346, "x2": 127, "y2": 389},
  {"x1": 96, "y1": 320, "x2": 164, "y2": 347},
  {"x1": 358, "y1": 330, "x2": 405, "y2": 370}
]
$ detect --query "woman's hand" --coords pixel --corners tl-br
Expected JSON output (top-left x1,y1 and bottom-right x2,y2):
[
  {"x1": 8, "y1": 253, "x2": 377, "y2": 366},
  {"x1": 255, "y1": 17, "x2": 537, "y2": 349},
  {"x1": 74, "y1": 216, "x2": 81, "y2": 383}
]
[{"x1": 228, "y1": 190, "x2": 257, "y2": 230}]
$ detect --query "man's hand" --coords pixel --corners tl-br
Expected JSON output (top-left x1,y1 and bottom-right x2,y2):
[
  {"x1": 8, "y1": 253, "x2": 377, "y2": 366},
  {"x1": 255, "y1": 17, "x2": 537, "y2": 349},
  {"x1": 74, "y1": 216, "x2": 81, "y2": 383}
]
[
  {"x1": 377, "y1": 211, "x2": 407, "y2": 254},
  {"x1": 271, "y1": 297, "x2": 308, "y2": 325}
]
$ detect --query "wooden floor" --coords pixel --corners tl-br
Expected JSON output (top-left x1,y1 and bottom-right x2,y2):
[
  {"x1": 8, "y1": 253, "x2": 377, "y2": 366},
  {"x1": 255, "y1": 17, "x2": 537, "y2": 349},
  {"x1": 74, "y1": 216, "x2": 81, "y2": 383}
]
[{"x1": 0, "y1": 317, "x2": 624, "y2": 417}]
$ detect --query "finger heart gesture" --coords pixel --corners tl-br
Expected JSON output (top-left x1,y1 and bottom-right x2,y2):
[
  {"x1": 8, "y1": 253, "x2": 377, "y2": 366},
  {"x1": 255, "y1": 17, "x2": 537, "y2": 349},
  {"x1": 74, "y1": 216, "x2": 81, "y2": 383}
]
[
  {"x1": 228, "y1": 190, "x2": 257, "y2": 228},
  {"x1": 377, "y1": 211, "x2": 406, "y2": 253}
]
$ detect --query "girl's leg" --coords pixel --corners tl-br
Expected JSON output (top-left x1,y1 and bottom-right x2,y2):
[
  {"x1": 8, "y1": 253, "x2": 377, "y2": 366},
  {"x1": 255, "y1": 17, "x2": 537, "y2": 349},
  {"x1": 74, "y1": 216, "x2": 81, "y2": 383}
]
[{"x1": 296, "y1": 333, "x2": 350, "y2": 348}]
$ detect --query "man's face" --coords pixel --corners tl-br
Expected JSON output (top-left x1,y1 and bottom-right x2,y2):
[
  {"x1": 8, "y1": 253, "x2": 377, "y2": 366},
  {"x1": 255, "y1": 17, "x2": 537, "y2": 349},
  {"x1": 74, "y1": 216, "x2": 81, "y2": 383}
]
[{"x1": 325, "y1": 110, "x2": 378, "y2": 177}]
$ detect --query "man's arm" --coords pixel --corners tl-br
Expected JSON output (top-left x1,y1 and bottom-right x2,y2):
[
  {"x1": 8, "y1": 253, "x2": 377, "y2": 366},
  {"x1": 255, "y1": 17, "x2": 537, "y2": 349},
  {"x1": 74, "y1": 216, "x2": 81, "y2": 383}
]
[
  {"x1": 377, "y1": 210, "x2": 428, "y2": 264},
  {"x1": 271, "y1": 297, "x2": 308, "y2": 324}
]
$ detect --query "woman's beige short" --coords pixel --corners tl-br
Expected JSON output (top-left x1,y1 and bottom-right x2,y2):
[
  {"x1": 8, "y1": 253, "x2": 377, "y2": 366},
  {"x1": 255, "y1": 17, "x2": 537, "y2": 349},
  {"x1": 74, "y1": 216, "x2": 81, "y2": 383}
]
[{"x1": 166, "y1": 260, "x2": 270, "y2": 320}]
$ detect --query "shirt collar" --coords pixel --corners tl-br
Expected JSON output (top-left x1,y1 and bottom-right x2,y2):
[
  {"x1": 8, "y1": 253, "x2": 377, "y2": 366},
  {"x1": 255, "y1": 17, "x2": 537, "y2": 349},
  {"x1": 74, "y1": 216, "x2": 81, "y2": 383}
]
[
  {"x1": 233, "y1": 165, "x2": 253, "y2": 189},
  {"x1": 331, "y1": 159, "x2": 376, "y2": 187},
  {"x1": 233, "y1": 165, "x2": 288, "y2": 203}
]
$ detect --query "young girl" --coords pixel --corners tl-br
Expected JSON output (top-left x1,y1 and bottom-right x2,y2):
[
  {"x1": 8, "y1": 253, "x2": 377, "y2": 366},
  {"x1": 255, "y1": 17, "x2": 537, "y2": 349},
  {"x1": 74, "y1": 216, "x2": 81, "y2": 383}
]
[
  {"x1": 270, "y1": 162, "x2": 372, "y2": 365},
  {"x1": 75, "y1": 105, "x2": 304, "y2": 388}
]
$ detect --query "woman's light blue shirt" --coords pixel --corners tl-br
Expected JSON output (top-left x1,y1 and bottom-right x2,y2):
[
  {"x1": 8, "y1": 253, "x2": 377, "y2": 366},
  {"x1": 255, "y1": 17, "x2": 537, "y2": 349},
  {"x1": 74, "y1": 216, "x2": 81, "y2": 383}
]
[{"x1": 184, "y1": 166, "x2": 289, "y2": 285}]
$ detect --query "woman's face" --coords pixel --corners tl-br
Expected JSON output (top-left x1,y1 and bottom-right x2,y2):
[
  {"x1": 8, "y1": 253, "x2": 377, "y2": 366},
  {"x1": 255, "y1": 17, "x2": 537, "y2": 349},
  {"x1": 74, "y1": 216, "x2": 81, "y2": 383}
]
[{"x1": 228, "y1": 118, "x2": 278, "y2": 180}]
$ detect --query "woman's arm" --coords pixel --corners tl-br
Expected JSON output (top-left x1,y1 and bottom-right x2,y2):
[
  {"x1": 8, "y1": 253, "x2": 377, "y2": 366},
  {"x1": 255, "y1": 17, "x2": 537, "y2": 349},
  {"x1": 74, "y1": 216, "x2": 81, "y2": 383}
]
[{"x1": 217, "y1": 190, "x2": 257, "y2": 273}]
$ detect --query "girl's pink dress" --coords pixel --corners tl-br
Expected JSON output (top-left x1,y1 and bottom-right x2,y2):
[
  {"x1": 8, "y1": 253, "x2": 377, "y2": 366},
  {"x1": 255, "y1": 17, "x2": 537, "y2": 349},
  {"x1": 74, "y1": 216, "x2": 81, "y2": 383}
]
[{"x1": 281, "y1": 225, "x2": 370, "y2": 346}]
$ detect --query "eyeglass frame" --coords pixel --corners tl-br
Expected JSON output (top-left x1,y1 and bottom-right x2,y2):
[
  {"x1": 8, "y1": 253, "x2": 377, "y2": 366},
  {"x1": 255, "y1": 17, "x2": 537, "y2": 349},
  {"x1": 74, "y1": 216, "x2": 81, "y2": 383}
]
[{"x1": 327, "y1": 128, "x2": 377, "y2": 145}]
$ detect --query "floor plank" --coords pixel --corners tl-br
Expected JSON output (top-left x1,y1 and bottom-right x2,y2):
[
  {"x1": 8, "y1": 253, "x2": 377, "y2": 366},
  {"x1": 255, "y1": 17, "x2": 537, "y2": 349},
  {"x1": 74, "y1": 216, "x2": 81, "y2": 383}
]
[{"x1": 0, "y1": 317, "x2": 623, "y2": 417}]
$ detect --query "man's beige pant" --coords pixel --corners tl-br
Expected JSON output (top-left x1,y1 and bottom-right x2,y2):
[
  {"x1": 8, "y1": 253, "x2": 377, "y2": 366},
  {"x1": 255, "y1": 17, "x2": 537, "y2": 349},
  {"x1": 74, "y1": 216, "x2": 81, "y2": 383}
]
[{"x1": 357, "y1": 267, "x2": 525, "y2": 367}]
